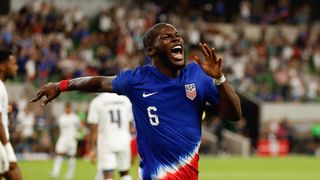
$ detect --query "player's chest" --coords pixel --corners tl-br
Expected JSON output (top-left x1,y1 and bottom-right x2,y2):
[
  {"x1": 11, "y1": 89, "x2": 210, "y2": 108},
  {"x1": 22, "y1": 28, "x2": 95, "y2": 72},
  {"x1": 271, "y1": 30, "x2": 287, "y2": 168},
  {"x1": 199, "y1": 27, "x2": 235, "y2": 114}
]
[
  {"x1": 59, "y1": 117, "x2": 76, "y2": 126},
  {"x1": 131, "y1": 81, "x2": 203, "y2": 104}
]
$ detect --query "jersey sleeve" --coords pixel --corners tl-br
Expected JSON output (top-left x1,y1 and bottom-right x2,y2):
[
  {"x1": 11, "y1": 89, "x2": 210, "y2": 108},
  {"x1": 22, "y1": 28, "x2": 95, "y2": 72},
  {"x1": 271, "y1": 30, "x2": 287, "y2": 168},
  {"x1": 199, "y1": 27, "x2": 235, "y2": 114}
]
[
  {"x1": 112, "y1": 70, "x2": 133, "y2": 96},
  {"x1": 205, "y1": 77, "x2": 220, "y2": 106},
  {"x1": 87, "y1": 98, "x2": 99, "y2": 124},
  {"x1": 192, "y1": 63, "x2": 220, "y2": 106}
]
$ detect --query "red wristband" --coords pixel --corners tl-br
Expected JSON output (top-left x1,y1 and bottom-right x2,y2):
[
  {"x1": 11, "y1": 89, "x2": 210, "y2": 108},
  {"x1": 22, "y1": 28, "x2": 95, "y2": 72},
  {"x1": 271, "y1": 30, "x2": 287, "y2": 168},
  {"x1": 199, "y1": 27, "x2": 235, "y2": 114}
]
[{"x1": 59, "y1": 80, "x2": 69, "y2": 92}]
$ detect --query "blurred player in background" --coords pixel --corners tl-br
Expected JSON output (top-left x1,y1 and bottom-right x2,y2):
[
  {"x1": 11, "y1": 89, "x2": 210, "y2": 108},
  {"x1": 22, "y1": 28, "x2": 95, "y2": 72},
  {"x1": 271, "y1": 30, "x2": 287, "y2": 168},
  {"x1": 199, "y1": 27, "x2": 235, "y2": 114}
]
[
  {"x1": 87, "y1": 93, "x2": 133, "y2": 180},
  {"x1": 0, "y1": 49, "x2": 22, "y2": 180},
  {"x1": 31, "y1": 23, "x2": 241, "y2": 179},
  {"x1": 51, "y1": 102, "x2": 81, "y2": 179}
]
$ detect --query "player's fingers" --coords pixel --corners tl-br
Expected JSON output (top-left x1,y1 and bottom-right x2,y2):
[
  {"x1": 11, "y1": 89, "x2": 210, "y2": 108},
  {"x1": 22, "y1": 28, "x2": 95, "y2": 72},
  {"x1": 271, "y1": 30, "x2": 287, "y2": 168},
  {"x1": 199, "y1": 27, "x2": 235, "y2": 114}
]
[
  {"x1": 199, "y1": 43, "x2": 210, "y2": 58},
  {"x1": 36, "y1": 88, "x2": 44, "y2": 96},
  {"x1": 41, "y1": 97, "x2": 53, "y2": 106},
  {"x1": 211, "y1": 48, "x2": 216, "y2": 57},
  {"x1": 218, "y1": 57, "x2": 223, "y2": 66},
  {"x1": 30, "y1": 93, "x2": 43, "y2": 103},
  {"x1": 193, "y1": 56, "x2": 203, "y2": 65},
  {"x1": 211, "y1": 48, "x2": 218, "y2": 61},
  {"x1": 204, "y1": 44, "x2": 213, "y2": 59}
]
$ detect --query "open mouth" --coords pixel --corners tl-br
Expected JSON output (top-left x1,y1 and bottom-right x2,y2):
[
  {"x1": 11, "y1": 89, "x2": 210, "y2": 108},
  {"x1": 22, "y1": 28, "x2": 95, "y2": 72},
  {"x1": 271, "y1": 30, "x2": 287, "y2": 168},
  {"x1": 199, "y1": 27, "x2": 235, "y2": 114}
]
[{"x1": 170, "y1": 45, "x2": 183, "y2": 60}]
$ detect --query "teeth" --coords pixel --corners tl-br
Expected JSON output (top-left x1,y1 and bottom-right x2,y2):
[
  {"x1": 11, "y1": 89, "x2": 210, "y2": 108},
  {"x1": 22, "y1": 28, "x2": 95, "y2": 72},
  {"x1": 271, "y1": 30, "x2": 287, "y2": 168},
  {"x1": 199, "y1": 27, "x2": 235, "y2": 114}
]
[{"x1": 172, "y1": 45, "x2": 182, "y2": 50}]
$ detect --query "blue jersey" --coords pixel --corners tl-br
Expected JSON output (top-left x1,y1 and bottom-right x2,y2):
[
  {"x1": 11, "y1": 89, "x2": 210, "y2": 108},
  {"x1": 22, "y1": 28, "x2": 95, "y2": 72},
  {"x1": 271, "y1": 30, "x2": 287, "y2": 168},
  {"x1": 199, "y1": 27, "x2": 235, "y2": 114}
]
[{"x1": 112, "y1": 63, "x2": 219, "y2": 179}]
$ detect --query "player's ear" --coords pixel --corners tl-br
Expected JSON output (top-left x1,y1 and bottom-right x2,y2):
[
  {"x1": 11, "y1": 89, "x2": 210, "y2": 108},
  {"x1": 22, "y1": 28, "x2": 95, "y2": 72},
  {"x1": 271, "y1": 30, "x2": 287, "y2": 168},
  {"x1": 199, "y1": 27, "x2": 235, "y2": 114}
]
[{"x1": 145, "y1": 47, "x2": 155, "y2": 57}]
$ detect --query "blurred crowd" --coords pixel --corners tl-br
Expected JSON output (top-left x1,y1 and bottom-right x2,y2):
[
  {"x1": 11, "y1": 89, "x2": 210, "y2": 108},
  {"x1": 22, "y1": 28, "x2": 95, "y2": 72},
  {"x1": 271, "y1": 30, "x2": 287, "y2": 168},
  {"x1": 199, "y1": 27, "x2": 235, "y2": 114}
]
[
  {"x1": 1, "y1": 0, "x2": 320, "y2": 156},
  {"x1": 8, "y1": 96, "x2": 89, "y2": 157},
  {"x1": 260, "y1": 119, "x2": 320, "y2": 155},
  {"x1": 0, "y1": 0, "x2": 319, "y2": 101}
]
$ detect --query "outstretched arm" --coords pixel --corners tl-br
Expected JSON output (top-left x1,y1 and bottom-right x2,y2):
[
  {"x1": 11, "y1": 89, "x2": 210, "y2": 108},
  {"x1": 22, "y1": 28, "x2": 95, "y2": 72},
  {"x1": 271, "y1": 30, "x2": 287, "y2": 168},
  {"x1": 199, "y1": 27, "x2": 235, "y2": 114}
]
[
  {"x1": 194, "y1": 43, "x2": 242, "y2": 121},
  {"x1": 31, "y1": 76, "x2": 115, "y2": 106}
]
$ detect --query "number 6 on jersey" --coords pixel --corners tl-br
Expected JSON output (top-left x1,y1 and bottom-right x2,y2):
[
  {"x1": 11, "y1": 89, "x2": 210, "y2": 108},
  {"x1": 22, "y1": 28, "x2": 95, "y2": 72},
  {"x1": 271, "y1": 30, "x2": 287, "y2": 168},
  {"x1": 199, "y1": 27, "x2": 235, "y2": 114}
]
[{"x1": 147, "y1": 106, "x2": 159, "y2": 126}]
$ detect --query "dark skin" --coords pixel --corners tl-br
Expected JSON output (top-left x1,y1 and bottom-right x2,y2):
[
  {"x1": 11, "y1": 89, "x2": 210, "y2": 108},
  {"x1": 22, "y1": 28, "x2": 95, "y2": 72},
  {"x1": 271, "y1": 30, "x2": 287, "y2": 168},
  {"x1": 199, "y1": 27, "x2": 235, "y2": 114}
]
[
  {"x1": 31, "y1": 24, "x2": 241, "y2": 122},
  {"x1": 0, "y1": 55, "x2": 22, "y2": 180}
]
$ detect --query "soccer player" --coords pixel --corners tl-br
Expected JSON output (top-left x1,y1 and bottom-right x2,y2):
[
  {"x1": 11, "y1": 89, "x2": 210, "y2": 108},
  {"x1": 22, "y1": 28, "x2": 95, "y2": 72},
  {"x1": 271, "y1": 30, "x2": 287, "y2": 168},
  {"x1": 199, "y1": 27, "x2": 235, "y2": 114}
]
[
  {"x1": 31, "y1": 23, "x2": 242, "y2": 179},
  {"x1": 0, "y1": 49, "x2": 22, "y2": 180},
  {"x1": 51, "y1": 102, "x2": 81, "y2": 179},
  {"x1": 87, "y1": 93, "x2": 133, "y2": 180}
]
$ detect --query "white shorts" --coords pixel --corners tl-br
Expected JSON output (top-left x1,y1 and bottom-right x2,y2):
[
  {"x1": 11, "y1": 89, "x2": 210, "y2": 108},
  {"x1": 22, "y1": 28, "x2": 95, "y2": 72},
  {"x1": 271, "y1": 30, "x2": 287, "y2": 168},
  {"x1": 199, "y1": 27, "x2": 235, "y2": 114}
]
[
  {"x1": 55, "y1": 138, "x2": 77, "y2": 156},
  {"x1": 0, "y1": 143, "x2": 9, "y2": 174},
  {"x1": 97, "y1": 146, "x2": 131, "y2": 171}
]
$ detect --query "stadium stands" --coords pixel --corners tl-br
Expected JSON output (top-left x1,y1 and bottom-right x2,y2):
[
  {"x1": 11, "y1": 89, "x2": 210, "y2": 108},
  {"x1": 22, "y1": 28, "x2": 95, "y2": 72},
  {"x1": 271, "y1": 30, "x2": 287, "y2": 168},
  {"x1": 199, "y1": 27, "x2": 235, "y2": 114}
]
[{"x1": 1, "y1": 0, "x2": 320, "y2": 157}]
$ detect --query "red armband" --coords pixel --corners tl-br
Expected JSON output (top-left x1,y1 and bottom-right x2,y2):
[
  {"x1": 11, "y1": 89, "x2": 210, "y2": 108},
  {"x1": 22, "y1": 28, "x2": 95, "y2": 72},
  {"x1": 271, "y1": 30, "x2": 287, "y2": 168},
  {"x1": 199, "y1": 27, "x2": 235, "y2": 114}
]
[{"x1": 59, "y1": 80, "x2": 69, "y2": 92}]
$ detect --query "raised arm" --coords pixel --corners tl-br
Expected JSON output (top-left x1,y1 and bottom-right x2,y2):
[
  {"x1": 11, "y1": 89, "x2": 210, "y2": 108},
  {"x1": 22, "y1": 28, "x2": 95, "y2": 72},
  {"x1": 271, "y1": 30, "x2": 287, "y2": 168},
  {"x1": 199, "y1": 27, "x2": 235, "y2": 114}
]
[
  {"x1": 31, "y1": 76, "x2": 115, "y2": 106},
  {"x1": 216, "y1": 81, "x2": 242, "y2": 121},
  {"x1": 194, "y1": 43, "x2": 242, "y2": 121}
]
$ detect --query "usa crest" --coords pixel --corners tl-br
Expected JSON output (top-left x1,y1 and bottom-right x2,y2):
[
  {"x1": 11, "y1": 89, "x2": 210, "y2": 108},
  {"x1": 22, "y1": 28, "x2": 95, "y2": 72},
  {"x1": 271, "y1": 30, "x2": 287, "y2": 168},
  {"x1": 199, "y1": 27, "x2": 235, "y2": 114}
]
[{"x1": 185, "y1": 83, "x2": 197, "y2": 100}]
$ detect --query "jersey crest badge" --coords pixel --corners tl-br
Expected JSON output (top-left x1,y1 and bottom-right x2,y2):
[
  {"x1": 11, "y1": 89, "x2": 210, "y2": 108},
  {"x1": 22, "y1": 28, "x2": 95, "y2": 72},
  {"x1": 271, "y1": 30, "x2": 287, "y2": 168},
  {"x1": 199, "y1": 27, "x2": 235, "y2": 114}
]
[{"x1": 185, "y1": 83, "x2": 197, "y2": 100}]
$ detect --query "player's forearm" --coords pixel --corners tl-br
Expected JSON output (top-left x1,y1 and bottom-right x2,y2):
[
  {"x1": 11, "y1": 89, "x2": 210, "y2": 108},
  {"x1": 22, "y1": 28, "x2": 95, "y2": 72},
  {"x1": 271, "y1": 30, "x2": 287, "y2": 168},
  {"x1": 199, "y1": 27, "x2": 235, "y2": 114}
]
[
  {"x1": 0, "y1": 116, "x2": 9, "y2": 144},
  {"x1": 87, "y1": 134, "x2": 97, "y2": 150},
  {"x1": 88, "y1": 124, "x2": 98, "y2": 150},
  {"x1": 67, "y1": 76, "x2": 114, "y2": 92},
  {"x1": 217, "y1": 82, "x2": 242, "y2": 121}
]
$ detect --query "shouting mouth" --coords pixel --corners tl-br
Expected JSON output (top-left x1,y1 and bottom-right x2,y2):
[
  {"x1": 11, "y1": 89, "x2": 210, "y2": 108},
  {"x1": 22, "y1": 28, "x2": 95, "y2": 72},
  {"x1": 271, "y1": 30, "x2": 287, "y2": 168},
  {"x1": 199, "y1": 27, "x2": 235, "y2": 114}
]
[{"x1": 170, "y1": 45, "x2": 183, "y2": 60}]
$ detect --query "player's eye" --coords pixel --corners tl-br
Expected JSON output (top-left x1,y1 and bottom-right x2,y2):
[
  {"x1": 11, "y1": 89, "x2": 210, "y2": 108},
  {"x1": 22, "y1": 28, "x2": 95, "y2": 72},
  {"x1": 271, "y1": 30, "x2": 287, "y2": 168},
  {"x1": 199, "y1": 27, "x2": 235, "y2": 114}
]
[{"x1": 160, "y1": 35, "x2": 170, "y2": 39}]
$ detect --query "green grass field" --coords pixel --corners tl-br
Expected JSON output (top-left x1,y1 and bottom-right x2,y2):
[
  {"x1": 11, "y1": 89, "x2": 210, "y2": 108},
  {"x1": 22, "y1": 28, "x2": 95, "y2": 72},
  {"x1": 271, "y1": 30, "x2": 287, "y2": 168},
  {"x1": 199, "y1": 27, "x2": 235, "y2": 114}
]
[{"x1": 18, "y1": 156, "x2": 319, "y2": 180}]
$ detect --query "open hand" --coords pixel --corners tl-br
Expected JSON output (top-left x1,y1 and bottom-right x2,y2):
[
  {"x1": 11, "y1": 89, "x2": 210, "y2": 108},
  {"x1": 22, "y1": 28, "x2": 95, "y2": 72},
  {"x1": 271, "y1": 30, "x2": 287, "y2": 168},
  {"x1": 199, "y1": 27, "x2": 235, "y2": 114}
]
[
  {"x1": 194, "y1": 43, "x2": 223, "y2": 79},
  {"x1": 30, "y1": 82, "x2": 61, "y2": 106}
]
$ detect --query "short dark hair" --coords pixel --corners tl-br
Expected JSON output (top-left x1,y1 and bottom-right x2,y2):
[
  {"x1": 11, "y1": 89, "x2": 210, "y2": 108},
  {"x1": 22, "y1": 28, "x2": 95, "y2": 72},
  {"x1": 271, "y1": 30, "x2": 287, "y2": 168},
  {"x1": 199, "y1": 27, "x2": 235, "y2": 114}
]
[
  {"x1": 0, "y1": 49, "x2": 13, "y2": 63},
  {"x1": 143, "y1": 23, "x2": 172, "y2": 50}
]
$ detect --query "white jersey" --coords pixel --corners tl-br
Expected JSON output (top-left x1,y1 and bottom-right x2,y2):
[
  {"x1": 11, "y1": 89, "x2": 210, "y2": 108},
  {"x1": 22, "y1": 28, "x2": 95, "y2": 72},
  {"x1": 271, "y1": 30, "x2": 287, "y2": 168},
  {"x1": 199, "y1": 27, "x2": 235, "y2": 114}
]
[
  {"x1": 0, "y1": 80, "x2": 9, "y2": 139},
  {"x1": 88, "y1": 93, "x2": 133, "y2": 151},
  {"x1": 57, "y1": 112, "x2": 81, "y2": 141},
  {"x1": 17, "y1": 111, "x2": 34, "y2": 138}
]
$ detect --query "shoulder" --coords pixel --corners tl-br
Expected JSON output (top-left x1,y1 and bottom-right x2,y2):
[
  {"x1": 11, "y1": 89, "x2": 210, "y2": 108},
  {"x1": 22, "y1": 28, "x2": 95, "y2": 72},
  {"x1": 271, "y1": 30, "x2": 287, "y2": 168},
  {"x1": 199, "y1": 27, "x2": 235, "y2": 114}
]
[
  {"x1": 117, "y1": 66, "x2": 147, "y2": 77},
  {"x1": 185, "y1": 62, "x2": 214, "y2": 88},
  {"x1": 95, "y1": 93, "x2": 128, "y2": 103},
  {"x1": 112, "y1": 66, "x2": 149, "y2": 95},
  {"x1": 111, "y1": 94, "x2": 131, "y2": 105},
  {"x1": 119, "y1": 95, "x2": 131, "y2": 103},
  {"x1": 72, "y1": 113, "x2": 80, "y2": 119},
  {"x1": 185, "y1": 62, "x2": 208, "y2": 77},
  {"x1": 113, "y1": 66, "x2": 147, "y2": 86},
  {"x1": 91, "y1": 93, "x2": 112, "y2": 106},
  {"x1": 90, "y1": 95, "x2": 102, "y2": 106},
  {"x1": 185, "y1": 62, "x2": 202, "y2": 72}
]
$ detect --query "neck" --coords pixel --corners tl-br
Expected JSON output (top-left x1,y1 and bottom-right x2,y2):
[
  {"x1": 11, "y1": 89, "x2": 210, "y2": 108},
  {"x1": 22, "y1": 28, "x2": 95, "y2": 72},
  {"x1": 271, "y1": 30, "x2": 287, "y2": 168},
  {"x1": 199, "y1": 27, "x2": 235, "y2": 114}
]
[{"x1": 153, "y1": 58, "x2": 181, "y2": 78}]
